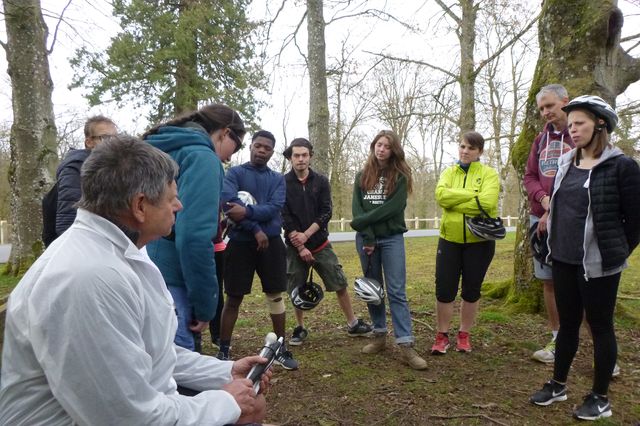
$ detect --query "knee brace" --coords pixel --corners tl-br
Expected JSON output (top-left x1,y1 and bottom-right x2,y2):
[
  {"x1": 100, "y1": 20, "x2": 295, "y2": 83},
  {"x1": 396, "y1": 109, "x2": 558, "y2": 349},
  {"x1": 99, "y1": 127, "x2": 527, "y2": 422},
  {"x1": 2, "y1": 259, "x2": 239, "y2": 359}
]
[{"x1": 265, "y1": 292, "x2": 285, "y2": 315}]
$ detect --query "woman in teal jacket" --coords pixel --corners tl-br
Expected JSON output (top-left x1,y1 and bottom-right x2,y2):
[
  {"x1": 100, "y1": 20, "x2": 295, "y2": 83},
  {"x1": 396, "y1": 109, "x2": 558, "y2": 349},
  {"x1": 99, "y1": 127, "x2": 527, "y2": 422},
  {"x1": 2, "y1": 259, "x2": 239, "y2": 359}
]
[
  {"x1": 144, "y1": 104, "x2": 245, "y2": 352},
  {"x1": 431, "y1": 131, "x2": 500, "y2": 355}
]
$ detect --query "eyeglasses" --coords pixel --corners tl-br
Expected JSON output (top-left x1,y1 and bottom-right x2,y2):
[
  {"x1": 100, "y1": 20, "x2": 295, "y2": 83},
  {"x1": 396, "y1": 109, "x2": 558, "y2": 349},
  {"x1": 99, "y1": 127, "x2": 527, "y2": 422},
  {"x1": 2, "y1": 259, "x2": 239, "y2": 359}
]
[
  {"x1": 228, "y1": 129, "x2": 244, "y2": 153},
  {"x1": 91, "y1": 134, "x2": 114, "y2": 143}
]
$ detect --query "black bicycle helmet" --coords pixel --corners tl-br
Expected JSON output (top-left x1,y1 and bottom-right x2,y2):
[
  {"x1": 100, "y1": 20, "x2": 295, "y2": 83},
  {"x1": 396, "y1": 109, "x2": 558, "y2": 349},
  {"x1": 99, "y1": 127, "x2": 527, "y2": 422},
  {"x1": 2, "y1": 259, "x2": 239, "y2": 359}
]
[
  {"x1": 354, "y1": 276, "x2": 384, "y2": 306},
  {"x1": 465, "y1": 215, "x2": 506, "y2": 240},
  {"x1": 291, "y1": 272, "x2": 324, "y2": 311},
  {"x1": 529, "y1": 222, "x2": 550, "y2": 266},
  {"x1": 561, "y1": 95, "x2": 618, "y2": 133}
]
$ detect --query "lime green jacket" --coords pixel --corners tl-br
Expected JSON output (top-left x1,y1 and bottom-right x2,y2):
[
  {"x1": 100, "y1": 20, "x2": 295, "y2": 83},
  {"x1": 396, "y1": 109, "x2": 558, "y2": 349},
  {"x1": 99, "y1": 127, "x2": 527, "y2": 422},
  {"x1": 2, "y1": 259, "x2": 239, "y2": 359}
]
[{"x1": 435, "y1": 162, "x2": 500, "y2": 244}]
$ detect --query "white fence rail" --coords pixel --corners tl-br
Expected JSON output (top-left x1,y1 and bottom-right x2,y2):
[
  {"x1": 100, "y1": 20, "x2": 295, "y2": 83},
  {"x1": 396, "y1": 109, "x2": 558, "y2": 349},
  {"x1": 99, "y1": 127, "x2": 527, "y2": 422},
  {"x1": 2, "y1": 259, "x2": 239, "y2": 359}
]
[
  {"x1": 0, "y1": 221, "x2": 8, "y2": 245},
  {"x1": 328, "y1": 216, "x2": 519, "y2": 232}
]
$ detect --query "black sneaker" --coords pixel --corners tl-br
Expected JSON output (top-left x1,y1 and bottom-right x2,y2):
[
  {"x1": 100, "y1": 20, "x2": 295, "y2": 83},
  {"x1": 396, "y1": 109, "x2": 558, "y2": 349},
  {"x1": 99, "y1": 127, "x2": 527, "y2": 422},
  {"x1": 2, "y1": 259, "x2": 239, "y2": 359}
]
[
  {"x1": 530, "y1": 380, "x2": 567, "y2": 406},
  {"x1": 216, "y1": 351, "x2": 229, "y2": 361},
  {"x1": 275, "y1": 349, "x2": 299, "y2": 370},
  {"x1": 347, "y1": 319, "x2": 373, "y2": 337},
  {"x1": 573, "y1": 392, "x2": 612, "y2": 420},
  {"x1": 289, "y1": 326, "x2": 308, "y2": 346}
]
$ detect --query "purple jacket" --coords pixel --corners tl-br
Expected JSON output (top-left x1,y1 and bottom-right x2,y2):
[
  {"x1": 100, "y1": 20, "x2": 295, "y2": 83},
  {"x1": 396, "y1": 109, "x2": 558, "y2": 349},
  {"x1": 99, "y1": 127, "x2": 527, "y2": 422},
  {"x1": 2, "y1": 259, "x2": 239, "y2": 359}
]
[{"x1": 523, "y1": 122, "x2": 573, "y2": 217}]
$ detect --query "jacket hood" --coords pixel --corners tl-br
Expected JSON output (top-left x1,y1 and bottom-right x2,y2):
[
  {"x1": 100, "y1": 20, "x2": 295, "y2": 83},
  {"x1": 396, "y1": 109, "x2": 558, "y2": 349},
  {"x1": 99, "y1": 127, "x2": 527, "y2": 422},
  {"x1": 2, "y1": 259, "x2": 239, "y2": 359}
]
[
  {"x1": 558, "y1": 145, "x2": 624, "y2": 168},
  {"x1": 144, "y1": 126, "x2": 213, "y2": 153},
  {"x1": 61, "y1": 148, "x2": 90, "y2": 165}
]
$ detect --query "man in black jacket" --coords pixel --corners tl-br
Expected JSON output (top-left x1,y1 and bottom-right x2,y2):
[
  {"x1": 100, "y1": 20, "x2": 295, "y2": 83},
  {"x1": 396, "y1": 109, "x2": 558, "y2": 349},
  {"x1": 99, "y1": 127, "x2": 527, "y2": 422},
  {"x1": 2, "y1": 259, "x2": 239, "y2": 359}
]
[
  {"x1": 282, "y1": 138, "x2": 372, "y2": 346},
  {"x1": 55, "y1": 115, "x2": 117, "y2": 237}
]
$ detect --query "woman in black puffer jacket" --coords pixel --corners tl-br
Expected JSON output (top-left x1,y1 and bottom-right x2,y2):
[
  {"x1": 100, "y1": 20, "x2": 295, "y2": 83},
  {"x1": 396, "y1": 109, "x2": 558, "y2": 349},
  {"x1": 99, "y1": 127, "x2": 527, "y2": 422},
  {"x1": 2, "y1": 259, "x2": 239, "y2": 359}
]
[{"x1": 529, "y1": 96, "x2": 640, "y2": 421}]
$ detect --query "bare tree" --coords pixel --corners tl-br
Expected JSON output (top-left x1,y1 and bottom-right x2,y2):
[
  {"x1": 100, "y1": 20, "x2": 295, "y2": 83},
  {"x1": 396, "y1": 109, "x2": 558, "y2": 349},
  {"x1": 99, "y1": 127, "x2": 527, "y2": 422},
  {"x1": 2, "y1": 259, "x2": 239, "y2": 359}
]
[
  {"x1": 1, "y1": 0, "x2": 58, "y2": 273},
  {"x1": 307, "y1": 0, "x2": 331, "y2": 175}
]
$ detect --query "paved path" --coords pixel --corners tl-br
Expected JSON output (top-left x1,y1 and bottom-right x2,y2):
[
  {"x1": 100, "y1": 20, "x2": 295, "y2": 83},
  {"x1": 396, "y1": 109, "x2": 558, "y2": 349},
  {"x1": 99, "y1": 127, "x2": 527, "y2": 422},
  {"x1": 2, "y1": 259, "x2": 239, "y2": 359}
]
[
  {"x1": 329, "y1": 227, "x2": 516, "y2": 243},
  {"x1": 0, "y1": 227, "x2": 517, "y2": 263},
  {"x1": 0, "y1": 244, "x2": 10, "y2": 264}
]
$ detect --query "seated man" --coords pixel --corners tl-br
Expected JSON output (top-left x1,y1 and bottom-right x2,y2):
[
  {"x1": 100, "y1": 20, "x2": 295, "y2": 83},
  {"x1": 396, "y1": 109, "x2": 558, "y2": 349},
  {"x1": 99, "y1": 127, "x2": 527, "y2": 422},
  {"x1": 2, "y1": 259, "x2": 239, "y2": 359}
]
[{"x1": 0, "y1": 135, "x2": 270, "y2": 425}]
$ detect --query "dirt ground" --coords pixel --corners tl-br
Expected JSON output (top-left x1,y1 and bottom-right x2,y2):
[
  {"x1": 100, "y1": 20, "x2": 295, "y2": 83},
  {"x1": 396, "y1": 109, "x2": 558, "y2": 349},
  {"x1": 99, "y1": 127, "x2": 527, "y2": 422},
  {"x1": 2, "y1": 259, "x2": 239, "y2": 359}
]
[{"x1": 201, "y1": 297, "x2": 640, "y2": 426}]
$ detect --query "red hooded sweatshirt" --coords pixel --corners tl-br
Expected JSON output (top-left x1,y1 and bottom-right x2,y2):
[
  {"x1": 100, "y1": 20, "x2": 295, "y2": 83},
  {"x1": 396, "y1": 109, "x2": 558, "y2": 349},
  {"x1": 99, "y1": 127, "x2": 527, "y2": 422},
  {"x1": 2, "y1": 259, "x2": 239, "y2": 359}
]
[{"x1": 523, "y1": 122, "x2": 574, "y2": 217}]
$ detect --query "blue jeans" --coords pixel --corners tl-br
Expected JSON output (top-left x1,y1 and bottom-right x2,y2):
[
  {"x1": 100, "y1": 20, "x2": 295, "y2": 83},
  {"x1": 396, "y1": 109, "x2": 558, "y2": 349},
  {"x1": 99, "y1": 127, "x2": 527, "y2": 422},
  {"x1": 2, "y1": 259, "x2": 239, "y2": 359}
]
[
  {"x1": 356, "y1": 233, "x2": 414, "y2": 344},
  {"x1": 169, "y1": 286, "x2": 196, "y2": 351}
]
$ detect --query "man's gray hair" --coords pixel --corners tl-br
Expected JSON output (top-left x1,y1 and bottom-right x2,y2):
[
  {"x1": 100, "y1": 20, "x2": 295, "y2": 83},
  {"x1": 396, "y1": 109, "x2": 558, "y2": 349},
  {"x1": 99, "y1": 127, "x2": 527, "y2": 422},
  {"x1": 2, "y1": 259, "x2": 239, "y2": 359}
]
[
  {"x1": 536, "y1": 84, "x2": 568, "y2": 103},
  {"x1": 78, "y1": 134, "x2": 178, "y2": 218}
]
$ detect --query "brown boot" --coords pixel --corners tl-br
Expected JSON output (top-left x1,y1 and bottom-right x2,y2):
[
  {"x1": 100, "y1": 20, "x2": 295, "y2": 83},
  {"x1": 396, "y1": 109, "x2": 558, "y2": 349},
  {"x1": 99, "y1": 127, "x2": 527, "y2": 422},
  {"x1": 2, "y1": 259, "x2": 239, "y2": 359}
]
[
  {"x1": 362, "y1": 334, "x2": 386, "y2": 354},
  {"x1": 399, "y1": 344, "x2": 428, "y2": 370}
]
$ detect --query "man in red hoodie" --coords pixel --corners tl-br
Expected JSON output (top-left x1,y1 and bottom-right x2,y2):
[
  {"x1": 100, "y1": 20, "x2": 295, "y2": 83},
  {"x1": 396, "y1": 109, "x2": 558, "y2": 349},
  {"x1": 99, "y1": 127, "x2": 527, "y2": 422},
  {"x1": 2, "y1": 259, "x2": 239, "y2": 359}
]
[{"x1": 524, "y1": 84, "x2": 573, "y2": 364}]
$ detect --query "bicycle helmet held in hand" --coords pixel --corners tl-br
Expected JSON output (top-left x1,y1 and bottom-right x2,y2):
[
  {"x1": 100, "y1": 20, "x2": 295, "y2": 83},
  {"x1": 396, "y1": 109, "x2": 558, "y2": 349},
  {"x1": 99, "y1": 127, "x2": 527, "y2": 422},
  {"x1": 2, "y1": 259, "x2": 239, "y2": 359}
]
[
  {"x1": 465, "y1": 196, "x2": 506, "y2": 240},
  {"x1": 291, "y1": 270, "x2": 324, "y2": 311},
  {"x1": 561, "y1": 95, "x2": 618, "y2": 133},
  {"x1": 354, "y1": 276, "x2": 385, "y2": 305},
  {"x1": 529, "y1": 222, "x2": 550, "y2": 266}
]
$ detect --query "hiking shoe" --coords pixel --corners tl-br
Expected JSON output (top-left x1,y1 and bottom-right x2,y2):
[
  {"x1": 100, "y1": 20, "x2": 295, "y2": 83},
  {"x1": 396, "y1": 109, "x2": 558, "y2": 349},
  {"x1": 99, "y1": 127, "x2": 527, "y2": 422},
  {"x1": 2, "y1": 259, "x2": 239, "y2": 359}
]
[
  {"x1": 216, "y1": 351, "x2": 229, "y2": 361},
  {"x1": 399, "y1": 344, "x2": 428, "y2": 370},
  {"x1": 573, "y1": 392, "x2": 612, "y2": 420},
  {"x1": 362, "y1": 333, "x2": 386, "y2": 354},
  {"x1": 612, "y1": 363, "x2": 620, "y2": 378},
  {"x1": 532, "y1": 339, "x2": 555, "y2": 364},
  {"x1": 347, "y1": 319, "x2": 373, "y2": 337},
  {"x1": 289, "y1": 326, "x2": 308, "y2": 346},
  {"x1": 275, "y1": 350, "x2": 299, "y2": 370},
  {"x1": 456, "y1": 331, "x2": 472, "y2": 352},
  {"x1": 529, "y1": 380, "x2": 567, "y2": 406},
  {"x1": 431, "y1": 332, "x2": 450, "y2": 355}
]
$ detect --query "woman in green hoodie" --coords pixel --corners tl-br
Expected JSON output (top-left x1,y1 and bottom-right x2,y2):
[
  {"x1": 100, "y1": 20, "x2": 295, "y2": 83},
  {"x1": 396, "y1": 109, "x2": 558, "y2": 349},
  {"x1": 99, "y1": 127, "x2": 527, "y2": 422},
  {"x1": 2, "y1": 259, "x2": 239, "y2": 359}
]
[
  {"x1": 431, "y1": 131, "x2": 499, "y2": 355},
  {"x1": 351, "y1": 130, "x2": 427, "y2": 370}
]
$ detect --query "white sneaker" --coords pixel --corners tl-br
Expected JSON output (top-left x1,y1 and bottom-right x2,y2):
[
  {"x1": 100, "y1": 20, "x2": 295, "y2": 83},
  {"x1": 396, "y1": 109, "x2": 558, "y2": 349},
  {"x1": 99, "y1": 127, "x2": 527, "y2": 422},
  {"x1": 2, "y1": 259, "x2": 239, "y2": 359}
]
[{"x1": 532, "y1": 339, "x2": 555, "y2": 364}]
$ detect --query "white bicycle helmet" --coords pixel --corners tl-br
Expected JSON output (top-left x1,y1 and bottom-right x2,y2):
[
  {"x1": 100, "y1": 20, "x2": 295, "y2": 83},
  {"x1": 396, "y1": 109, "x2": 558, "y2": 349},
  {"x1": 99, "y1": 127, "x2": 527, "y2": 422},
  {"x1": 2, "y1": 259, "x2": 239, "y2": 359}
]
[
  {"x1": 562, "y1": 95, "x2": 618, "y2": 133},
  {"x1": 227, "y1": 191, "x2": 257, "y2": 227},
  {"x1": 465, "y1": 216, "x2": 506, "y2": 240},
  {"x1": 354, "y1": 276, "x2": 385, "y2": 306}
]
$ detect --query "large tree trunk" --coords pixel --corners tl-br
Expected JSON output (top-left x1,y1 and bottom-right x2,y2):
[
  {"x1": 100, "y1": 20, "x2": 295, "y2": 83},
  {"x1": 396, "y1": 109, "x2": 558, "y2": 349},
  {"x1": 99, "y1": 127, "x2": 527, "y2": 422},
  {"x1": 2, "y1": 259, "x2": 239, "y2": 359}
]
[
  {"x1": 458, "y1": 0, "x2": 478, "y2": 132},
  {"x1": 509, "y1": 0, "x2": 640, "y2": 310},
  {"x1": 174, "y1": 0, "x2": 199, "y2": 115},
  {"x1": 2, "y1": 0, "x2": 58, "y2": 274},
  {"x1": 307, "y1": 0, "x2": 330, "y2": 176}
]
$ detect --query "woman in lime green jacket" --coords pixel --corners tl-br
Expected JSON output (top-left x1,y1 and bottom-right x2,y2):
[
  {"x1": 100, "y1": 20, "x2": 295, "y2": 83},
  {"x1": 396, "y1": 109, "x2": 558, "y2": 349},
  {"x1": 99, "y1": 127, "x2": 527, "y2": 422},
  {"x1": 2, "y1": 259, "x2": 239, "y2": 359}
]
[{"x1": 431, "y1": 131, "x2": 500, "y2": 355}]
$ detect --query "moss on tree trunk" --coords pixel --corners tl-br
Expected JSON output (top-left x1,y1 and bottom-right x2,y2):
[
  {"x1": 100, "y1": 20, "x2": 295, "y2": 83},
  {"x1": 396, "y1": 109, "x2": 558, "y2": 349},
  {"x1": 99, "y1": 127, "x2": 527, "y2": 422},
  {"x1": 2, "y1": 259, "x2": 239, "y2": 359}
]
[{"x1": 509, "y1": 0, "x2": 640, "y2": 310}]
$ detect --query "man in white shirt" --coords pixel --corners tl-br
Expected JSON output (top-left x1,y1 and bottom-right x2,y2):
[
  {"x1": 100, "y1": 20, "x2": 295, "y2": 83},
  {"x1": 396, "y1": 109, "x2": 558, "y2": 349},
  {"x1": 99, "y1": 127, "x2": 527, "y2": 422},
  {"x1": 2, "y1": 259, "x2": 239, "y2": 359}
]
[{"x1": 0, "y1": 135, "x2": 271, "y2": 425}]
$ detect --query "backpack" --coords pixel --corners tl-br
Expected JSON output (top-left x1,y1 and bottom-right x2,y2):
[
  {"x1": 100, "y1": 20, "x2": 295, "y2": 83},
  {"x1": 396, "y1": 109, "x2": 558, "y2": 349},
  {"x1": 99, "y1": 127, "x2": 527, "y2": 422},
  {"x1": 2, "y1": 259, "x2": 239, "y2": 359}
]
[{"x1": 42, "y1": 182, "x2": 59, "y2": 247}]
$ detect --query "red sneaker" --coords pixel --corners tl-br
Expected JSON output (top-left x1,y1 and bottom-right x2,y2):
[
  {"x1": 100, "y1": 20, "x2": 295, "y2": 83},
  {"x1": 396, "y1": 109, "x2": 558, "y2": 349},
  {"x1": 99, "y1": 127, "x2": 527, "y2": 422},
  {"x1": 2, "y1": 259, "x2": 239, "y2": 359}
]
[
  {"x1": 431, "y1": 332, "x2": 450, "y2": 355},
  {"x1": 456, "y1": 331, "x2": 472, "y2": 352}
]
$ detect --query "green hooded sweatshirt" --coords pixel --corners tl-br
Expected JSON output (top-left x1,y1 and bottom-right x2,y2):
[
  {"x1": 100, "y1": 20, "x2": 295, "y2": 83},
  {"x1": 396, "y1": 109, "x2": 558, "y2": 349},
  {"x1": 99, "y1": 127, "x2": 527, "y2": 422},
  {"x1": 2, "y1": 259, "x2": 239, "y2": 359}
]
[{"x1": 351, "y1": 172, "x2": 408, "y2": 246}]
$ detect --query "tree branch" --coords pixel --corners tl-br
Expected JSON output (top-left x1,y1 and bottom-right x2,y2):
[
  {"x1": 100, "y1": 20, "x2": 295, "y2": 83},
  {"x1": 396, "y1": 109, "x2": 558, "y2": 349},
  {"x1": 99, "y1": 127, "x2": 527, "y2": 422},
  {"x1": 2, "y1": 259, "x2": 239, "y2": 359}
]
[
  {"x1": 327, "y1": 8, "x2": 418, "y2": 31},
  {"x1": 433, "y1": 0, "x2": 461, "y2": 26},
  {"x1": 474, "y1": 11, "x2": 540, "y2": 76},
  {"x1": 47, "y1": 0, "x2": 73, "y2": 55},
  {"x1": 621, "y1": 32, "x2": 640, "y2": 43},
  {"x1": 363, "y1": 51, "x2": 459, "y2": 80}
]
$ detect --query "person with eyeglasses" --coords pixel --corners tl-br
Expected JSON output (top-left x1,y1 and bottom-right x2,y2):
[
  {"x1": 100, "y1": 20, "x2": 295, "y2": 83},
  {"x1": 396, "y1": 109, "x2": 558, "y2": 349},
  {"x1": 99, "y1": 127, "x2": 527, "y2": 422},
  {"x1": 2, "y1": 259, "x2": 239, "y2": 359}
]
[
  {"x1": 143, "y1": 104, "x2": 246, "y2": 353},
  {"x1": 54, "y1": 115, "x2": 117, "y2": 239}
]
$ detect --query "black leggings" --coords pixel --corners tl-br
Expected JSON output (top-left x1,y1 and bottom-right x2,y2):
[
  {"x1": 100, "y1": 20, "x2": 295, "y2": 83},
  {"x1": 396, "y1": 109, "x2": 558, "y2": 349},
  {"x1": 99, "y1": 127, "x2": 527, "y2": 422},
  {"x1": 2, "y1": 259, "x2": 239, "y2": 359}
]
[
  {"x1": 435, "y1": 238, "x2": 495, "y2": 303},
  {"x1": 552, "y1": 260, "x2": 620, "y2": 395}
]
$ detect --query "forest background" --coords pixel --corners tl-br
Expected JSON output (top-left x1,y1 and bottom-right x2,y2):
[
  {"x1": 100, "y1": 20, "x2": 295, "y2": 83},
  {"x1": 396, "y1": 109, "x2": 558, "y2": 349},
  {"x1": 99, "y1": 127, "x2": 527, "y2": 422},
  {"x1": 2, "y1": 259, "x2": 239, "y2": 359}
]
[{"x1": 1, "y1": 0, "x2": 640, "y2": 308}]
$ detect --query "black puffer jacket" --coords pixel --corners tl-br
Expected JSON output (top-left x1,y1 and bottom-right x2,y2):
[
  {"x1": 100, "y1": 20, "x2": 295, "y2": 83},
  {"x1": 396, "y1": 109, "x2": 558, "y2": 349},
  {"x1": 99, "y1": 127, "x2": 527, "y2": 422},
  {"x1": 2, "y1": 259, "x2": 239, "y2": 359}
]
[
  {"x1": 55, "y1": 148, "x2": 90, "y2": 236},
  {"x1": 548, "y1": 146, "x2": 640, "y2": 277}
]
